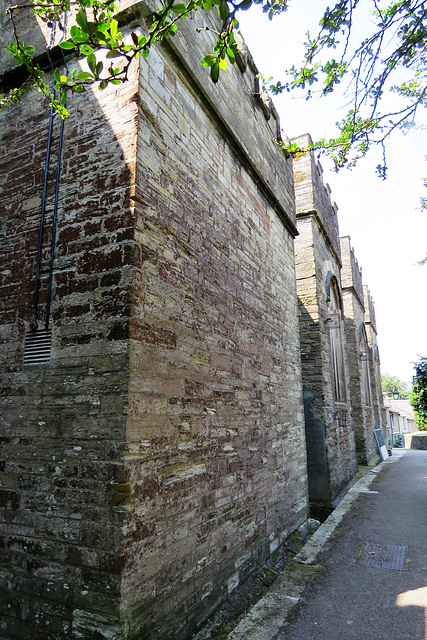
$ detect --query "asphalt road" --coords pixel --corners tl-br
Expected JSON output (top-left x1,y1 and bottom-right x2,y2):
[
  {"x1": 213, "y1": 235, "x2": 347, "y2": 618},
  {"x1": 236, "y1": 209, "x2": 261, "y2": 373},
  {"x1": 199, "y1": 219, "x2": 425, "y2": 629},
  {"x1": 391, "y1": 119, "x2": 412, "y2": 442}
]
[{"x1": 277, "y1": 449, "x2": 427, "y2": 640}]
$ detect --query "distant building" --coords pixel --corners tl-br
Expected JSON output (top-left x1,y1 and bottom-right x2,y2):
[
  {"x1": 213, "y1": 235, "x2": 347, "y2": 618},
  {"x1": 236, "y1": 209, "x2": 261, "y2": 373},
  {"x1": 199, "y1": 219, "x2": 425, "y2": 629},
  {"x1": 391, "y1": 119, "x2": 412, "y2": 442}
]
[{"x1": 383, "y1": 396, "x2": 417, "y2": 445}]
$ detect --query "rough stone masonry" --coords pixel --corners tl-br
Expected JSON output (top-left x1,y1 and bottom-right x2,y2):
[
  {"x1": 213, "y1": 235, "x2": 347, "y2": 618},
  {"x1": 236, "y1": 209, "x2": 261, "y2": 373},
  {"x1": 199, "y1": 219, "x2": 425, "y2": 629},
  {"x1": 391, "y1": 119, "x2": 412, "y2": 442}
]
[
  {"x1": 292, "y1": 137, "x2": 359, "y2": 516},
  {"x1": 0, "y1": 2, "x2": 310, "y2": 639}
]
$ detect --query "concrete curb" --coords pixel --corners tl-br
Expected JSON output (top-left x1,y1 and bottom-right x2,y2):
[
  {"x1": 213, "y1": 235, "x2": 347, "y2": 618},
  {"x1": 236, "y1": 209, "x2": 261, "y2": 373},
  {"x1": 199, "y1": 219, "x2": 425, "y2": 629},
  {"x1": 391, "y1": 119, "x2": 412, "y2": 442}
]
[{"x1": 226, "y1": 451, "x2": 405, "y2": 640}]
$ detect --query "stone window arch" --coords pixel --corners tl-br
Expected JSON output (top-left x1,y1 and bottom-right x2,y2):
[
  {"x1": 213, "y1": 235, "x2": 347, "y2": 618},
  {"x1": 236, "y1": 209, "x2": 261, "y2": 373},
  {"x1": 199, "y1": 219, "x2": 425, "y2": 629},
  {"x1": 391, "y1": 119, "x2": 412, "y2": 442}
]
[
  {"x1": 359, "y1": 323, "x2": 372, "y2": 407},
  {"x1": 326, "y1": 275, "x2": 346, "y2": 402}
]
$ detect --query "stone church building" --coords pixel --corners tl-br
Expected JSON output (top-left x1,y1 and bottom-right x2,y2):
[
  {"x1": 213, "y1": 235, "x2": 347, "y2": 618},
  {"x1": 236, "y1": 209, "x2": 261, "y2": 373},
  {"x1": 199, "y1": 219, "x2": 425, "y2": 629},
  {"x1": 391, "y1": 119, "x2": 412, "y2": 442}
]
[{"x1": 0, "y1": 2, "x2": 384, "y2": 639}]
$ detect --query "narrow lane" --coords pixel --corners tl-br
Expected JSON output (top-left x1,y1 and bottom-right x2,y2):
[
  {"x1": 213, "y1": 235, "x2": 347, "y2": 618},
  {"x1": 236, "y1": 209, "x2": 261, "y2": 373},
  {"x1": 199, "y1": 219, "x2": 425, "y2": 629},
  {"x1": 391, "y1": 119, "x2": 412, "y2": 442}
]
[{"x1": 277, "y1": 450, "x2": 427, "y2": 640}]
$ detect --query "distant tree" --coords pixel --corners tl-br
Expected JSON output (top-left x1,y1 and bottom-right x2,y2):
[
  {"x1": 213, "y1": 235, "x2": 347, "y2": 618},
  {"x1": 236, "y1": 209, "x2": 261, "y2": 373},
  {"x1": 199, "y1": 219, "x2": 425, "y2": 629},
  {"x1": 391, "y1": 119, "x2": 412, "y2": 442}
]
[
  {"x1": 381, "y1": 373, "x2": 409, "y2": 399},
  {"x1": 410, "y1": 356, "x2": 427, "y2": 430}
]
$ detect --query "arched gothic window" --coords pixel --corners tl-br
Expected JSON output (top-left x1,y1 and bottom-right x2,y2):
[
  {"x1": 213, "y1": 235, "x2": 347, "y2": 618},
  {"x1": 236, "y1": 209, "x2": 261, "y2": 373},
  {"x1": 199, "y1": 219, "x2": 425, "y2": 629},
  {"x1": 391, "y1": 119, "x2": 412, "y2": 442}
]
[
  {"x1": 360, "y1": 324, "x2": 372, "y2": 407},
  {"x1": 327, "y1": 277, "x2": 346, "y2": 402}
]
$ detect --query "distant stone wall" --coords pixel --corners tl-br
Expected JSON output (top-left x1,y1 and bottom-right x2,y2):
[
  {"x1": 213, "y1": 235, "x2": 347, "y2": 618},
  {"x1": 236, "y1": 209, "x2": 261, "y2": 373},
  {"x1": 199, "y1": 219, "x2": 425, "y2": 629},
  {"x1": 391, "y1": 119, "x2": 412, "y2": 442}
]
[
  {"x1": 340, "y1": 239, "x2": 378, "y2": 463},
  {"x1": 363, "y1": 286, "x2": 385, "y2": 445},
  {"x1": 404, "y1": 433, "x2": 427, "y2": 449}
]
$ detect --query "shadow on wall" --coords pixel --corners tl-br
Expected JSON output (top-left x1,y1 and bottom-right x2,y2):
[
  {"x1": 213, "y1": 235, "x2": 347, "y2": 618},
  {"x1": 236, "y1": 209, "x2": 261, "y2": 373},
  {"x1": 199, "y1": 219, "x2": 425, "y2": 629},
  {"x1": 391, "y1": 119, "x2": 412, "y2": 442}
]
[
  {"x1": 298, "y1": 301, "x2": 332, "y2": 520},
  {"x1": 0, "y1": 9, "x2": 136, "y2": 640}
]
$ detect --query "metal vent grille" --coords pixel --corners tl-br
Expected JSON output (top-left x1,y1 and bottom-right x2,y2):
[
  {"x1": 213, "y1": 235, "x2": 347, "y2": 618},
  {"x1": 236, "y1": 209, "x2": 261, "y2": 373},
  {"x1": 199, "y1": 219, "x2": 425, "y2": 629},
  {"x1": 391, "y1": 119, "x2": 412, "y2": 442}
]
[{"x1": 24, "y1": 329, "x2": 52, "y2": 365}]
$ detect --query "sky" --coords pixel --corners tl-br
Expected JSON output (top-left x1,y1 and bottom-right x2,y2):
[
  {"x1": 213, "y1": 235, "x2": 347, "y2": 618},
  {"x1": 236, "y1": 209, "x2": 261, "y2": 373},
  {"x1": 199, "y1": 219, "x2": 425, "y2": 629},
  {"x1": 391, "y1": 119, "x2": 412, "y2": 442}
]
[{"x1": 238, "y1": 0, "x2": 427, "y2": 385}]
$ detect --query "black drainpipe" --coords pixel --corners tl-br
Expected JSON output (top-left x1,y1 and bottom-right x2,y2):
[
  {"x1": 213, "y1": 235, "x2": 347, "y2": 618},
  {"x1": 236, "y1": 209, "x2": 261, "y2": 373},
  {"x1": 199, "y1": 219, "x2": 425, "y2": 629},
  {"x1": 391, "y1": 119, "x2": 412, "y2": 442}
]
[
  {"x1": 45, "y1": 51, "x2": 67, "y2": 331},
  {"x1": 29, "y1": 42, "x2": 67, "y2": 332}
]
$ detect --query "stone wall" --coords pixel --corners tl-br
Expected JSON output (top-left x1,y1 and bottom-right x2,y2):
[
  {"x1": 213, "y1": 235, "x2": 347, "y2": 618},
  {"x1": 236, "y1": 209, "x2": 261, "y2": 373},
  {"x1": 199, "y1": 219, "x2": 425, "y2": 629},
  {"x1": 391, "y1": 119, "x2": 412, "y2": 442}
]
[
  {"x1": 1, "y1": 4, "x2": 308, "y2": 639},
  {"x1": 340, "y1": 238, "x2": 379, "y2": 464},
  {"x1": 404, "y1": 433, "x2": 427, "y2": 449},
  {"x1": 120, "y1": 9, "x2": 307, "y2": 638},
  {"x1": 293, "y1": 148, "x2": 357, "y2": 513},
  {"x1": 292, "y1": 134, "x2": 341, "y2": 262},
  {"x1": 340, "y1": 236, "x2": 364, "y2": 306},
  {"x1": 364, "y1": 285, "x2": 386, "y2": 446},
  {"x1": 0, "y1": 44, "x2": 139, "y2": 639}
]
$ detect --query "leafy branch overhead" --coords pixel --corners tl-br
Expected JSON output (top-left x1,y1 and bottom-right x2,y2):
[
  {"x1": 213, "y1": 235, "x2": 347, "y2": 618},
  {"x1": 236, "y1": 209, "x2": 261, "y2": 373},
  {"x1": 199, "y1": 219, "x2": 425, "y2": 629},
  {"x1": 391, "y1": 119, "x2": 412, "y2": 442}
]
[
  {"x1": 1, "y1": 0, "x2": 288, "y2": 116},
  {"x1": 1, "y1": 0, "x2": 426, "y2": 173},
  {"x1": 272, "y1": 0, "x2": 427, "y2": 173}
]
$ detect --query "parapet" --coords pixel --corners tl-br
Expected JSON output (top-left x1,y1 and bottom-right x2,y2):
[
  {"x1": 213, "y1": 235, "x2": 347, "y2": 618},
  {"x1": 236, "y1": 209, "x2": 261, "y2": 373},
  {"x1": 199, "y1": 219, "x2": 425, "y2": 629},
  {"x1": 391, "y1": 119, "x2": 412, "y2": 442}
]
[
  {"x1": 291, "y1": 133, "x2": 341, "y2": 262},
  {"x1": 363, "y1": 285, "x2": 377, "y2": 333}
]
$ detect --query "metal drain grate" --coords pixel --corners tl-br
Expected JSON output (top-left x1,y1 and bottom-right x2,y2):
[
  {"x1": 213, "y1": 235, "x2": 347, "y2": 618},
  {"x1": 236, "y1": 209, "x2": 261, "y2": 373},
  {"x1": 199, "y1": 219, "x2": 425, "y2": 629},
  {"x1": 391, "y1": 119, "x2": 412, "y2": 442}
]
[
  {"x1": 358, "y1": 543, "x2": 408, "y2": 571},
  {"x1": 24, "y1": 329, "x2": 52, "y2": 365}
]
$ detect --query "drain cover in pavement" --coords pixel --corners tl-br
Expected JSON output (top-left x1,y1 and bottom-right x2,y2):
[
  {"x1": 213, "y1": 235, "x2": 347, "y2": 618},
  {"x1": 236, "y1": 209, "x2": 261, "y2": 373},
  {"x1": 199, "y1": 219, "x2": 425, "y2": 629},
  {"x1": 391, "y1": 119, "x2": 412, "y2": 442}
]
[{"x1": 358, "y1": 543, "x2": 408, "y2": 571}]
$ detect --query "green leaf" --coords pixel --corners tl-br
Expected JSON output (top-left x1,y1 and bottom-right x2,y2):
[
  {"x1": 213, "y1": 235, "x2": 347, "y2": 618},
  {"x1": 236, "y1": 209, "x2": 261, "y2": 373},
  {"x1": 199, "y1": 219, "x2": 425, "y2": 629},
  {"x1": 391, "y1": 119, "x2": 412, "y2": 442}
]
[
  {"x1": 203, "y1": 0, "x2": 212, "y2": 9},
  {"x1": 171, "y1": 2, "x2": 187, "y2": 12},
  {"x1": 110, "y1": 18, "x2": 118, "y2": 38},
  {"x1": 93, "y1": 32, "x2": 107, "y2": 44},
  {"x1": 87, "y1": 53, "x2": 97, "y2": 74},
  {"x1": 227, "y1": 47, "x2": 235, "y2": 63},
  {"x1": 76, "y1": 7, "x2": 88, "y2": 32},
  {"x1": 210, "y1": 62, "x2": 220, "y2": 83},
  {"x1": 201, "y1": 54, "x2": 217, "y2": 67},
  {"x1": 106, "y1": 49, "x2": 122, "y2": 58},
  {"x1": 218, "y1": 57, "x2": 227, "y2": 70},
  {"x1": 77, "y1": 71, "x2": 93, "y2": 80},
  {"x1": 70, "y1": 25, "x2": 81, "y2": 39},
  {"x1": 218, "y1": 0, "x2": 229, "y2": 20},
  {"x1": 54, "y1": 67, "x2": 61, "y2": 83},
  {"x1": 97, "y1": 23, "x2": 110, "y2": 33},
  {"x1": 59, "y1": 40, "x2": 75, "y2": 50},
  {"x1": 81, "y1": 44, "x2": 94, "y2": 55}
]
